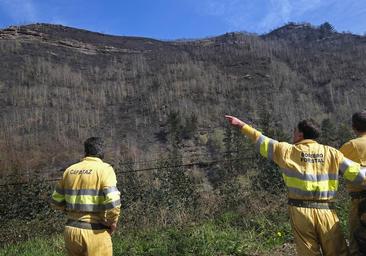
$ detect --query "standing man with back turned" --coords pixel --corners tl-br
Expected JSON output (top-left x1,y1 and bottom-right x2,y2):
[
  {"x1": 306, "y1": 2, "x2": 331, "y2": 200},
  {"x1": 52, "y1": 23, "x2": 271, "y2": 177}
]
[
  {"x1": 225, "y1": 115, "x2": 366, "y2": 256},
  {"x1": 340, "y1": 111, "x2": 366, "y2": 255},
  {"x1": 51, "y1": 137, "x2": 121, "y2": 256}
]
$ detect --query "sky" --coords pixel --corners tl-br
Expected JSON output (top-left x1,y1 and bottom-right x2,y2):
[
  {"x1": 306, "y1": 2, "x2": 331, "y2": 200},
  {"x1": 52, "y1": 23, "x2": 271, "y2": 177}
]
[{"x1": 0, "y1": 0, "x2": 365, "y2": 40}]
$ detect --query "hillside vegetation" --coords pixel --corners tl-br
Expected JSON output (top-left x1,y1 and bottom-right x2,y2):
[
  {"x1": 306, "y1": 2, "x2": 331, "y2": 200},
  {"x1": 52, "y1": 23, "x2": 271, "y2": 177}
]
[
  {"x1": 0, "y1": 22, "x2": 363, "y2": 254},
  {"x1": 0, "y1": 22, "x2": 365, "y2": 175}
]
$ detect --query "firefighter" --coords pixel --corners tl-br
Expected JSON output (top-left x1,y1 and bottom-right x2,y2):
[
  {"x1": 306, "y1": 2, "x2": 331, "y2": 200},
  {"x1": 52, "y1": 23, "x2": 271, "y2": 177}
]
[
  {"x1": 51, "y1": 137, "x2": 121, "y2": 256},
  {"x1": 340, "y1": 111, "x2": 366, "y2": 255},
  {"x1": 225, "y1": 115, "x2": 366, "y2": 256}
]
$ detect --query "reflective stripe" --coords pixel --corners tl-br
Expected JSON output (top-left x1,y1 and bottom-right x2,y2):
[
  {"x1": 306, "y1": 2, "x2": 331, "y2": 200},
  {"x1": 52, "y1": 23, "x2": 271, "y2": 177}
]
[
  {"x1": 65, "y1": 195, "x2": 104, "y2": 204},
  {"x1": 260, "y1": 138, "x2": 270, "y2": 158},
  {"x1": 104, "y1": 187, "x2": 121, "y2": 209},
  {"x1": 341, "y1": 158, "x2": 361, "y2": 182},
  {"x1": 66, "y1": 203, "x2": 106, "y2": 212},
  {"x1": 256, "y1": 135, "x2": 265, "y2": 154},
  {"x1": 256, "y1": 135, "x2": 277, "y2": 159},
  {"x1": 51, "y1": 198, "x2": 66, "y2": 207},
  {"x1": 339, "y1": 158, "x2": 354, "y2": 175},
  {"x1": 104, "y1": 186, "x2": 119, "y2": 194},
  {"x1": 55, "y1": 187, "x2": 64, "y2": 195},
  {"x1": 66, "y1": 199, "x2": 121, "y2": 212},
  {"x1": 282, "y1": 169, "x2": 338, "y2": 181},
  {"x1": 62, "y1": 186, "x2": 121, "y2": 213},
  {"x1": 282, "y1": 167, "x2": 338, "y2": 200},
  {"x1": 52, "y1": 190, "x2": 65, "y2": 203},
  {"x1": 64, "y1": 189, "x2": 104, "y2": 196},
  {"x1": 351, "y1": 167, "x2": 366, "y2": 185},
  {"x1": 283, "y1": 174, "x2": 338, "y2": 192},
  {"x1": 287, "y1": 187, "x2": 337, "y2": 198},
  {"x1": 63, "y1": 186, "x2": 119, "y2": 196},
  {"x1": 104, "y1": 199, "x2": 121, "y2": 210},
  {"x1": 267, "y1": 139, "x2": 277, "y2": 160},
  {"x1": 105, "y1": 191, "x2": 120, "y2": 202}
]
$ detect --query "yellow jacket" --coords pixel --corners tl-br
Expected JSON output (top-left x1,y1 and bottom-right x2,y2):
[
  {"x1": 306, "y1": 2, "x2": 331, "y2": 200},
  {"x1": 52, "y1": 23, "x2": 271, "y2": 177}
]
[
  {"x1": 242, "y1": 125, "x2": 365, "y2": 201},
  {"x1": 51, "y1": 157, "x2": 121, "y2": 226},
  {"x1": 340, "y1": 134, "x2": 366, "y2": 193}
]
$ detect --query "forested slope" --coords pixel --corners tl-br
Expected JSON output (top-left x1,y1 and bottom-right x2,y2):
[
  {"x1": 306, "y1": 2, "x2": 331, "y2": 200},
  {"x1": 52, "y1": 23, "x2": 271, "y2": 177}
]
[{"x1": 0, "y1": 22, "x2": 365, "y2": 177}]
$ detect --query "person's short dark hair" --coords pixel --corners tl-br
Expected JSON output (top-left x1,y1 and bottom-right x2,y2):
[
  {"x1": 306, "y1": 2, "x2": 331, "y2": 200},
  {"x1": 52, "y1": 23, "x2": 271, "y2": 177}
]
[
  {"x1": 84, "y1": 137, "x2": 104, "y2": 159},
  {"x1": 352, "y1": 111, "x2": 366, "y2": 132},
  {"x1": 297, "y1": 119, "x2": 320, "y2": 139}
]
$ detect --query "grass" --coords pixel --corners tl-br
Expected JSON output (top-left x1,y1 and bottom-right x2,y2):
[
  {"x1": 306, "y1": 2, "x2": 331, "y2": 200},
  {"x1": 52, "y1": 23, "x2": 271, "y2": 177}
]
[
  {"x1": 0, "y1": 211, "x2": 292, "y2": 256},
  {"x1": 0, "y1": 236, "x2": 65, "y2": 256},
  {"x1": 0, "y1": 190, "x2": 350, "y2": 256},
  {"x1": 115, "y1": 223, "x2": 264, "y2": 256}
]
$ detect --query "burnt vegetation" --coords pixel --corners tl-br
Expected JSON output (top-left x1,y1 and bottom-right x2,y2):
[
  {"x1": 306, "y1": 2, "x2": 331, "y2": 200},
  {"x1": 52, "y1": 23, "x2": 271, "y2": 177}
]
[
  {"x1": 0, "y1": 22, "x2": 364, "y2": 175},
  {"x1": 0, "y1": 22, "x2": 363, "y2": 248}
]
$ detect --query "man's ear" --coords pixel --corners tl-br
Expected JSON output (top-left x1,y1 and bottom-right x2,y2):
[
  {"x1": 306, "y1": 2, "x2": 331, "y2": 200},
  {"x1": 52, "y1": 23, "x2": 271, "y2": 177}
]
[
  {"x1": 299, "y1": 132, "x2": 304, "y2": 140},
  {"x1": 352, "y1": 126, "x2": 360, "y2": 136}
]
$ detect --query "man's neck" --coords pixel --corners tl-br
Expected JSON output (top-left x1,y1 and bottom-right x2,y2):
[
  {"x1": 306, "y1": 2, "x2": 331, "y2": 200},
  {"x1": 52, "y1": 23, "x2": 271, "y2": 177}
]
[{"x1": 355, "y1": 130, "x2": 366, "y2": 137}]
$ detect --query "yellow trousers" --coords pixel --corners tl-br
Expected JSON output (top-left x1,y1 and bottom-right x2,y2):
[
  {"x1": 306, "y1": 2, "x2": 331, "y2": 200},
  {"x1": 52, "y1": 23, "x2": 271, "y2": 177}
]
[
  {"x1": 288, "y1": 206, "x2": 349, "y2": 256},
  {"x1": 64, "y1": 226, "x2": 112, "y2": 256},
  {"x1": 349, "y1": 199, "x2": 361, "y2": 256},
  {"x1": 349, "y1": 198, "x2": 366, "y2": 256}
]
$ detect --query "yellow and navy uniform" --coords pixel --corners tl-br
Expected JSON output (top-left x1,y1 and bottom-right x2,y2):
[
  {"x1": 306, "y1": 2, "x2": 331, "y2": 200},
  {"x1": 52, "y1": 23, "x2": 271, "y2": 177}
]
[
  {"x1": 51, "y1": 156, "x2": 121, "y2": 256},
  {"x1": 340, "y1": 134, "x2": 366, "y2": 255},
  {"x1": 242, "y1": 124, "x2": 366, "y2": 256}
]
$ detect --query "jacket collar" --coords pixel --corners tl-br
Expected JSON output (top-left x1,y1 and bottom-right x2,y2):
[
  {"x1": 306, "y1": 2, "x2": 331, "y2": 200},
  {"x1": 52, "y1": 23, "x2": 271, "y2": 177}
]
[
  {"x1": 295, "y1": 139, "x2": 317, "y2": 145},
  {"x1": 83, "y1": 156, "x2": 103, "y2": 162}
]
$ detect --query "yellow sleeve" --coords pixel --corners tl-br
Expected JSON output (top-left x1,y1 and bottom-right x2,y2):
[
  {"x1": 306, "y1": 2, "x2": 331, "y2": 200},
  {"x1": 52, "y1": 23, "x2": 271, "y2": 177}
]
[
  {"x1": 340, "y1": 141, "x2": 357, "y2": 161},
  {"x1": 340, "y1": 141, "x2": 353, "y2": 157},
  {"x1": 241, "y1": 124, "x2": 279, "y2": 161},
  {"x1": 102, "y1": 166, "x2": 118, "y2": 187},
  {"x1": 51, "y1": 178, "x2": 66, "y2": 211},
  {"x1": 102, "y1": 166, "x2": 121, "y2": 226},
  {"x1": 338, "y1": 154, "x2": 366, "y2": 185},
  {"x1": 241, "y1": 124, "x2": 261, "y2": 142},
  {"x1": 338, "y1": 142, "x2": 366, "y2": 186}
]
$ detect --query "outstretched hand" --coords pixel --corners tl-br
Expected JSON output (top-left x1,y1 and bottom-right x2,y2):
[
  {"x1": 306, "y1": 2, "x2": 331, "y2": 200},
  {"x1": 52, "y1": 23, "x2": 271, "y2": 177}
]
[{"x1": 225, "y1": 115, "x2": 246, "y2": 128}]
